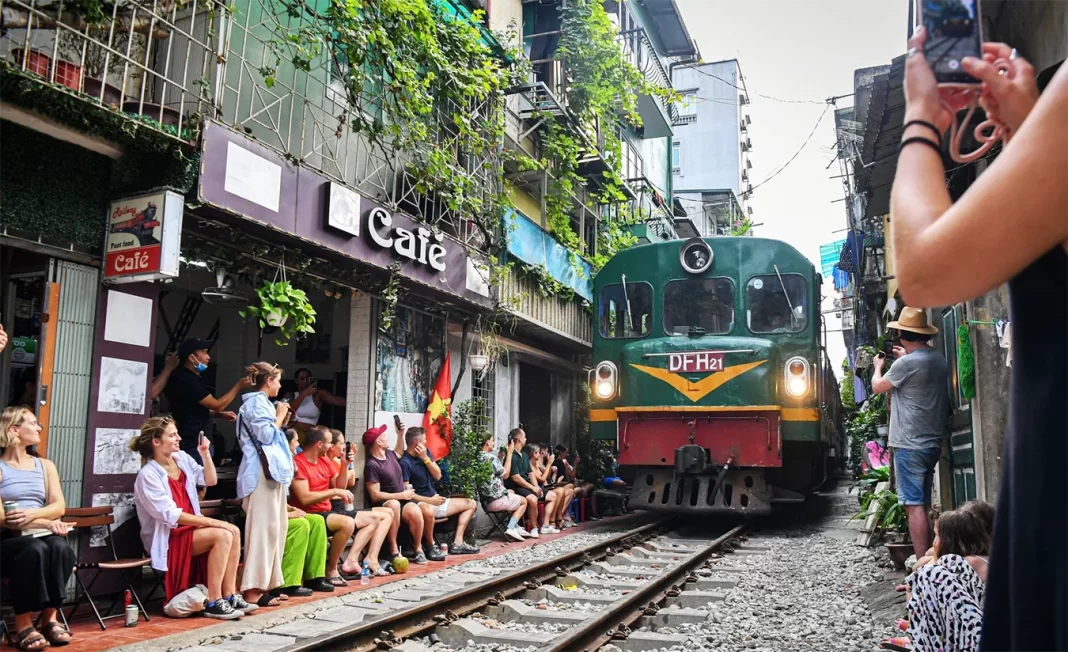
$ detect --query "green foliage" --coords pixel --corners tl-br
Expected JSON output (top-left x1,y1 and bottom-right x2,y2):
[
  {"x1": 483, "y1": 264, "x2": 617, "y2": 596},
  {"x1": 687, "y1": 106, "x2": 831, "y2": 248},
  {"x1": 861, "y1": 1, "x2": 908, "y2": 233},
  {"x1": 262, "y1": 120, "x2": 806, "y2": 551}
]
[
  {"x1": 841, "y1": 368, "x2": 857, "y2": 412},
  {"x1": 240, "y1": 280, "x2": 317, "y2": 345},
  {"x1": 957, "y1": 324, "x2": 975, "y2": 400},
  {"x1": 850, "y1": 488, "x2": 905, "y2": 535},
  {"x1": 380, "y1": 262, "x2": 403, "y2": 332},
  {"x1": 845, "y1": 395, "x2": 887, "y2": 477},
  {"x1": 850, "y1": 465, "x2": 890, "y2": 500},
  {"x1": 441, "y1": 399, "x2": 494, "y2": 498}
]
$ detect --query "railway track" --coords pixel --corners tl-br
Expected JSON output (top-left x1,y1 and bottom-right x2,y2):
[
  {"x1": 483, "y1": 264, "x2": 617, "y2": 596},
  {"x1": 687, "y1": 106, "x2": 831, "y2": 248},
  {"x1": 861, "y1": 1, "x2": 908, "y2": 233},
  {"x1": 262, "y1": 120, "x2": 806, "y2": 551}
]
[{"x1": 279, "y1": 518, "x2": 751, "y2": 652}]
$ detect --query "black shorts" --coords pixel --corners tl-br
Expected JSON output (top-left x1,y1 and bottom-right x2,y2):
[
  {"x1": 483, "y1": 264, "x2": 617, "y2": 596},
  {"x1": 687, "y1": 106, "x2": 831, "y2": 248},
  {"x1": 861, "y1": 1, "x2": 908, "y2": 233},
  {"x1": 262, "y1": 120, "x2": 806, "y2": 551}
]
[{"x1": 510, "y1": 486, "x2": 535, "y2": 498}]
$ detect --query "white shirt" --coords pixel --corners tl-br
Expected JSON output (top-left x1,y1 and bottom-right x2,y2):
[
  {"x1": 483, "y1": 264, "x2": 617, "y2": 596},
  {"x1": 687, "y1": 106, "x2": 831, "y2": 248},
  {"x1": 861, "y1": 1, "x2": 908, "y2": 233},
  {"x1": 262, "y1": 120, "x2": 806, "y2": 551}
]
[{"x1": 133, "y1": 451, "x2": 204, "y2": 572}]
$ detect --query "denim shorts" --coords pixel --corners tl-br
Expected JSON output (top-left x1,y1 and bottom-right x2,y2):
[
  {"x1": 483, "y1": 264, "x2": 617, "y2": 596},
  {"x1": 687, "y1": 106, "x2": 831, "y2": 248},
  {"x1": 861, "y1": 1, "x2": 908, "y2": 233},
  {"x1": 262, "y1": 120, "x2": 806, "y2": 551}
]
[{"x1": 894, "y1": 446, "x2": 941, "y2": 506}]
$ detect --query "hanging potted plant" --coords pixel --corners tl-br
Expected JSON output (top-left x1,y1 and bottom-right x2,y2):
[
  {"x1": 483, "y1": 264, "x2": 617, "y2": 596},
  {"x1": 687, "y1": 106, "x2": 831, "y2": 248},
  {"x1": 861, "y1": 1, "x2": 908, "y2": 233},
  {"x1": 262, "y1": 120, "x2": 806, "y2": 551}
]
[{"x1": 240, "y1": 271, "x2": 317, "y2": 345}]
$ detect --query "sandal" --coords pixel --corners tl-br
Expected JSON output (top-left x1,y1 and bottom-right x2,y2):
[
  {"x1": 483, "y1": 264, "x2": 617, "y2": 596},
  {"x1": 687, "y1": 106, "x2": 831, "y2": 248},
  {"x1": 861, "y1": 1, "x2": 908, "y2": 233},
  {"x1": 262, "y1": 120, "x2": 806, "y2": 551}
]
[
  {"x1": 880, "y1": 636, "x2": 913, "y2": 651},
  {"x1": 38, "y1": 622, "x2": 71, "y2": 647},
  {"x1": 255, "y1": 594, "x2": 282, "y2": 608},
  {"x1": 14, "y1": 627, "x2": 49, "y2": 651},
  {"x1": 326, "y1": 575, "x2": 348, "y2": 587},
  {"x1": 368, "y1": 566, "x2": 390, "y2": 577}
]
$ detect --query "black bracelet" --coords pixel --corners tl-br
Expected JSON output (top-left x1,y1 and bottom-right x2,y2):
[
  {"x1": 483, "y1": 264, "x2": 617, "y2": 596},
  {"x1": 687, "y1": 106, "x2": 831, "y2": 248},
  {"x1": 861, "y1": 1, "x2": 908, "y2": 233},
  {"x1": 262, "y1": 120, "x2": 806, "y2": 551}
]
[
  {"x1": 903, "y1": 119, "x2": 943, "y2": 143},
  {"x1": 899, "y1": 136, "x2": 943, "y2": 157}
]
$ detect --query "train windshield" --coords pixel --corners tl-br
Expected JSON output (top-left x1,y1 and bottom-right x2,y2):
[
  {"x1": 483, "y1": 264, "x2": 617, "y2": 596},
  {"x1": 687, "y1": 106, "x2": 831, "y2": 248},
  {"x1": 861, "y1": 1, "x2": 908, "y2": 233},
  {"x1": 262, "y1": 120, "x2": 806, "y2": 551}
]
[
  {"x1": 746, "y1": 274, "x2": 808, "y2": 333},
  {"x1": 662, "y1": 278, "x2": 735, "y2": 336},
  {"x1": 599, "y1": 282, "x2": 653, "y2": 338}
]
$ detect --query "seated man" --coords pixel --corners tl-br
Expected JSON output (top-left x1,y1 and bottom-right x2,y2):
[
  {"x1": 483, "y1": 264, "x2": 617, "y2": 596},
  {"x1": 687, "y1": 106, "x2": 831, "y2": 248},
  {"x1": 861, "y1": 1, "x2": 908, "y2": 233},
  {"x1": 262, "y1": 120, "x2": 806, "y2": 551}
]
[
  {"x1": 363, "y1": 423, "x2": 444, "y2": 564},
  {"x1": 502, "y1": 427, "x2": 558, "y2": 537},
  {"x1": 290, "y1": 426, "x2": 392, "y2": 583},
  {"x1": 399, "y1": 427, "x2": 480, "y2": 555},
  {"x1": 480, "y1": 436, "x2": 530, "y2": 541}
]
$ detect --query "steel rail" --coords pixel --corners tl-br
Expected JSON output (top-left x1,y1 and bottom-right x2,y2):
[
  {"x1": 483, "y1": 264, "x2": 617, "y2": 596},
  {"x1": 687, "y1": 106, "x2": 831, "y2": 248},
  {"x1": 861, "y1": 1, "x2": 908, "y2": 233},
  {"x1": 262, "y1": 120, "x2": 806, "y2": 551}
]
[
  {"x1": 283, "y1": 517, "x2": 670, "y2": 652},
  {"x1": 544, "y1": 523, "x2": 747, "y2": 652}
]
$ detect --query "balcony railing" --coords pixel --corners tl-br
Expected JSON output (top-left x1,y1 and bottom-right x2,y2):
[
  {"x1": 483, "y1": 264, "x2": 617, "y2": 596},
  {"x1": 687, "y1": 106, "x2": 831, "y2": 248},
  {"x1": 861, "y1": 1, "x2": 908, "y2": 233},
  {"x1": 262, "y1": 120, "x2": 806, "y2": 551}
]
[
  {"x1": 499, "y1": 267, "x2": 592, "y2": 347},
  {"x1": 618, "y1": 27, "x2": 677, "y2": 124},
  {"x1": 1, "y1": 0, "x2": 224, "y2": 141},
  {"x1": 1, "y1": 0, "x2": 502, "y2": 251}
]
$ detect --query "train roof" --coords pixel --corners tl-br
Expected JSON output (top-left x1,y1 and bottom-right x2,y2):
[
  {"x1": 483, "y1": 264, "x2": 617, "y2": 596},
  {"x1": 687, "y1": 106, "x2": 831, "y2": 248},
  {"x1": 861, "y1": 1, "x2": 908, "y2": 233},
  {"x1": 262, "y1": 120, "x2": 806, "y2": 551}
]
[{"x1": 593, "y1": 236, "x2": 815, "y2": 286}]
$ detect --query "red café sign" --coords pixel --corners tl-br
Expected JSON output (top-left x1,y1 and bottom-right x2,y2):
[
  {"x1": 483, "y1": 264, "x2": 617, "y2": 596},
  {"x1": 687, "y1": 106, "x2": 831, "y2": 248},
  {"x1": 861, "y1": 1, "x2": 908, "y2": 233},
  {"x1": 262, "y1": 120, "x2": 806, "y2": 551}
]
[
  {"x1": 668, "y1": 351, "x2": 725, "y2": 373},
  {"x1": 104, "y1": 191, "x2": 183, "y2": 283}
]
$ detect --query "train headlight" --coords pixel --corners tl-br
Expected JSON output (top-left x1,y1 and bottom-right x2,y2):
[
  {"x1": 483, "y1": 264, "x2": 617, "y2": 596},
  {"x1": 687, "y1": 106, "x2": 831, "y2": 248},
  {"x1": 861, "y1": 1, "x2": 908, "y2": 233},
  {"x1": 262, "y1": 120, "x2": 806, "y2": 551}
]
[
  {"x1": 593, "y1": 362, "x2": 618, "y2": 399},
  {"x1": 679, "y1": 237, "x2": 713, "y2": 275},
  {"x1": 784, "y1": 357, "x2": 810, "y2": 398}
]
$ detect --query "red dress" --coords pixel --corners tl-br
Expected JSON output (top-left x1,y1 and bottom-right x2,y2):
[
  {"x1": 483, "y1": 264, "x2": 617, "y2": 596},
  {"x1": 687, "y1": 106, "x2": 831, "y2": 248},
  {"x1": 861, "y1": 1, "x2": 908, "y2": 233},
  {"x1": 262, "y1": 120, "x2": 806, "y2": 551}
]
[{"x1": 165, "y1": 469, "x2": 209, "y2": 602}]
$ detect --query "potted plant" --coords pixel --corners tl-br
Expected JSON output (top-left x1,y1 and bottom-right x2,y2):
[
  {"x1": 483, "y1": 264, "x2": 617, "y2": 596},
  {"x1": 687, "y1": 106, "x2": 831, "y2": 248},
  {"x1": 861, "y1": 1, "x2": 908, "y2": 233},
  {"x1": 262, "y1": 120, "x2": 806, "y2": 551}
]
[
  {"x1": 875, "y1": 489, "x2": 912, "y2": 569},
  {"x1": 240, "y1": 280, "x2": 317, "y2": 344}
]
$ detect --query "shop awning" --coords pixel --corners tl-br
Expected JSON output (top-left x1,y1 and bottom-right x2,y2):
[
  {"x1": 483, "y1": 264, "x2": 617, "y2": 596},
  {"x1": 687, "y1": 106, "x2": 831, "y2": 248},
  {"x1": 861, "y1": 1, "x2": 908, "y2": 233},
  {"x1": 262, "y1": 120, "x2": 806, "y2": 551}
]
[
  {"x1": 505, "y1": 209, "x2": 593, "y2": 301},
  {"x1": 820, "y1": 239, "x2": 846, "y2": 277}
]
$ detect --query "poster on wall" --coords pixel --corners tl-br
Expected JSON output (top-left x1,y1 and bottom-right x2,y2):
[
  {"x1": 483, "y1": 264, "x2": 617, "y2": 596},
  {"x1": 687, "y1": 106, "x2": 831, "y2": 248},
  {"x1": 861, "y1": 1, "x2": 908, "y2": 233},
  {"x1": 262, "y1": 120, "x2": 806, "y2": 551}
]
[
  {"x1": 104, "y1": 190, "x2": 184, "y2": 284},
  {"x1": 89, "y1": 492, "x2": 135, "y2": 547},
  {"x1": 97, "y1": 357, "x2": 148, "y2": 414},
  {"x1": 92, "y1": 428, "x2": 142, "y2": 475},
  {"x1": 375, "y1": 307, "x2": 442, "y2": 414}
]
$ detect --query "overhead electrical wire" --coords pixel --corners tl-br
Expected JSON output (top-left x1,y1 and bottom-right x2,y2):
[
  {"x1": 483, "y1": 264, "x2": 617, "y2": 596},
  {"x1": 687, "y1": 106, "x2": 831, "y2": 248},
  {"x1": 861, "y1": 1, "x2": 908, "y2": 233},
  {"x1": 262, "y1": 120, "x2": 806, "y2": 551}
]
[
  {"x1": 686, "y1": 67, "x2": 828, "y2": 105},
  {"x1": 741, "y1": 104, "x2": 831, "y2": 198}
]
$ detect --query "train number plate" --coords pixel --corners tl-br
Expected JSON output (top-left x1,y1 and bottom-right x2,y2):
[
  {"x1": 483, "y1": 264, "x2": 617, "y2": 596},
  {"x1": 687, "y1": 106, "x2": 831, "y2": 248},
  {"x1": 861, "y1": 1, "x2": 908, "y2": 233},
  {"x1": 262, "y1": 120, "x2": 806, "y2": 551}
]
[{"x1": 668, "y1": 351, "x2": 725, "y2": 373}]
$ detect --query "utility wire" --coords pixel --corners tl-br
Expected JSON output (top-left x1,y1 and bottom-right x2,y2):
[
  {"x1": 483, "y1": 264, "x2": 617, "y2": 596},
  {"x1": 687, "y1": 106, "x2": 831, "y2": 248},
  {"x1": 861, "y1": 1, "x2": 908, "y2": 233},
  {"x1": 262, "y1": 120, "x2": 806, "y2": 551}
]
[
  {"x1": 687, "y1": 67, "x2": 828, "y2": 105},
  {"x1": 741, "y1": 104, "x2": 830, "y2": 199}
]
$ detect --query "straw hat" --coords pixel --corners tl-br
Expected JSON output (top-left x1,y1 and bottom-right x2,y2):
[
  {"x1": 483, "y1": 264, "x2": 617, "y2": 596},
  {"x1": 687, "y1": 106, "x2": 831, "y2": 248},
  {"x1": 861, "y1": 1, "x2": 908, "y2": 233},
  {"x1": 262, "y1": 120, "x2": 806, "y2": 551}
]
[{"x1": 887, "y1": 307, "x2": 938, "y2": 335}]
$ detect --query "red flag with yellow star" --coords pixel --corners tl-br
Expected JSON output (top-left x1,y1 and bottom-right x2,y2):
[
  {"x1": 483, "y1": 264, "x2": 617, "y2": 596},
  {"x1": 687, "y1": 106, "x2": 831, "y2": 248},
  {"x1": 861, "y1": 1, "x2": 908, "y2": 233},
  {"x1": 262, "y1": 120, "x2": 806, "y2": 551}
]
[{"x1": 422, "y1": 353, "x2": 453, "y2": 460}]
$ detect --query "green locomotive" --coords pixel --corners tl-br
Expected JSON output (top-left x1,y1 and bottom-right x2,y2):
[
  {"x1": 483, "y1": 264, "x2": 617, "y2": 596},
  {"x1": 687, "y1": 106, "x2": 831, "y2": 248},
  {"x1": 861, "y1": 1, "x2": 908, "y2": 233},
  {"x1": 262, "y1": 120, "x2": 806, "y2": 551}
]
[{"x1": 589, "y1": 236, "x2": 845, "y2": 514}]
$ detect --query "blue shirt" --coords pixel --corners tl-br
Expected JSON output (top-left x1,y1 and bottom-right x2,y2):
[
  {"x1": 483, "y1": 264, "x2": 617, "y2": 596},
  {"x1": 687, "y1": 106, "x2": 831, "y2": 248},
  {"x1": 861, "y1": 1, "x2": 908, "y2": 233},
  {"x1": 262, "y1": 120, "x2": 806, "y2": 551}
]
[
  {"x1": 236, "y1": 391, "x2": 295, "y2": 498},
  {"x1": 400, "y1": 451, "x2": 437, "y2": 498}
]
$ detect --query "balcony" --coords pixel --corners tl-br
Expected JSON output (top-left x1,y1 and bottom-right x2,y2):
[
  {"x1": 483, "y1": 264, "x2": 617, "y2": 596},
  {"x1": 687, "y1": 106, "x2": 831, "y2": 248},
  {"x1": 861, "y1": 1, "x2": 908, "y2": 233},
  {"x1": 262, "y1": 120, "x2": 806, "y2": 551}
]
[
  {"x1": 618, "y1": 26, "x2": 675, "y2": 137},
  {"x1": 1, "y1": 0, "x2": 502, "y2": 251}
]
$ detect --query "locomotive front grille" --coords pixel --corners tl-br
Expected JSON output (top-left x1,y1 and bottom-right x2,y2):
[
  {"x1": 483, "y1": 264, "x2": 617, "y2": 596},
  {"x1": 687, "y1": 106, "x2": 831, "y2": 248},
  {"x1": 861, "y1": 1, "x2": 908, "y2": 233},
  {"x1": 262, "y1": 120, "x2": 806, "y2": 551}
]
[{"x1": 629, "y1": 466, "x2": 772, "y2": 514}]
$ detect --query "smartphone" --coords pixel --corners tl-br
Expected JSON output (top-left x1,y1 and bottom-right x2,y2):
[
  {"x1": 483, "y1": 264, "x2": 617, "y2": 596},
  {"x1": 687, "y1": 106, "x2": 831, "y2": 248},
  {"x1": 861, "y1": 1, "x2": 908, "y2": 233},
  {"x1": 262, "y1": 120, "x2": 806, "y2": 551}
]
[
  {"x1": 393, "y1": 414, "x2": 402, "y2": 429},
  {"x1": 309, "y1": 376, "x2": 318, "y2": 387},
  {"x1": 917, "y1": 0, "x2": 983, "y2": 84}
]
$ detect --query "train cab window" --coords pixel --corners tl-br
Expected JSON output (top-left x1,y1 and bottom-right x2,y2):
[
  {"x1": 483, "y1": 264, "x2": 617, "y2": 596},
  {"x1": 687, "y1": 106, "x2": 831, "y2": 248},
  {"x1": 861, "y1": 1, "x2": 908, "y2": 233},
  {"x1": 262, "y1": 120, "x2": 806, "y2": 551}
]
[
  {"x1": 746, "y1": 274, "x2": 808, "y2": 334},
  {"x1": 599, "y1": 282, "x2": 653, "y2": 338},
  {"x1": 662, "y1": 278, "x2": 735, "y2": 336}
]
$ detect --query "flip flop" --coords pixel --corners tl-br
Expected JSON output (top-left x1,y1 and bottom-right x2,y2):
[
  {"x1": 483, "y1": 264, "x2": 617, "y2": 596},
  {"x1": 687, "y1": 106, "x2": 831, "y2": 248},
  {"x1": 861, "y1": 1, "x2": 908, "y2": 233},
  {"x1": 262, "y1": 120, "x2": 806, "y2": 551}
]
[
  {"x1": 256, "y1": 594, "x2": 282, "y2": 607},
  {"x1": 326, "y1": 576, "x2": 348, "y2": 587}
]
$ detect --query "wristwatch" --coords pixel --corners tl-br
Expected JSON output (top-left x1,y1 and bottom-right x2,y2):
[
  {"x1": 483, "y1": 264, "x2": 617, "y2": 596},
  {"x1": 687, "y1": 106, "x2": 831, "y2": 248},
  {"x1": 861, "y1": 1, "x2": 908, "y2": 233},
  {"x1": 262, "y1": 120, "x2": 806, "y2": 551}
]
[{"x1": 421, "y1": 457, "x2": 431, "y2": 465}]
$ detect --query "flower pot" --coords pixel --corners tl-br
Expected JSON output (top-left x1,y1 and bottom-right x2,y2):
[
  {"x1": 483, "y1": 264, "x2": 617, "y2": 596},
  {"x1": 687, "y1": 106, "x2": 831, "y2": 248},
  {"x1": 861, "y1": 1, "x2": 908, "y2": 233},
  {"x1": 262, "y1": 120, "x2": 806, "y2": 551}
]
[
  {"x1": 12, "y1": 49, "x2": 51, "y2": 77},
  {"x1": 82, "y1": 77, "x2": 124, "y2": 107},
  {"x1": 886, "y1": 542, "x2": 913, "y2": 570},
  {"x1": 264, "y1": 309, "x2": 289, "y2": 328},
  {"x1": 53, "y1": 59, "x2": 82, "y2": 91},
  {"x1": 468, "y1": 354, "x2": 488, "y2": 372},
  {"x1": 122, "y1": 101, "x2": 182, "y2": 127},
  {"x1": 876, "y1": 424, "x2": 889, "y2": 438}
]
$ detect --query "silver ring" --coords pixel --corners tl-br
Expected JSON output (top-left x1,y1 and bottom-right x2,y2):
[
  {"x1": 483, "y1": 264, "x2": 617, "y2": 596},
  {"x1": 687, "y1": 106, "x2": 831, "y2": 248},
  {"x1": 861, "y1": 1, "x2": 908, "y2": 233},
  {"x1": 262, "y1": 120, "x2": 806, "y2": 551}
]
[
  {"x1": 1009, "y1": 48, "x2": 1018, "y2": 61},
  {"x1": 907, "y1": 47, "x2": 918, "y2": 59}
]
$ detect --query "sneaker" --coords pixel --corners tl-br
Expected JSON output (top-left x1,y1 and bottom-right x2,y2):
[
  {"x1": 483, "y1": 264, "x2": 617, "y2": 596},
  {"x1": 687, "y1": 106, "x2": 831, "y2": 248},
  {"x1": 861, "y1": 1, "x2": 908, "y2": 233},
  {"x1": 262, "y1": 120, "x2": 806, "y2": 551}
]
[
  {"x1": 505, "y1": 528, "x2": 525, "y2": 542},
  {"x1": 203, "y1": 598, "x2": 242, "y2": 620},
  {"x1": 450, "y1": 542, "x2": 480, "y2": 555},
  {"x1": 229, "y1": 594, "x2": 258, "y2": 614},
  {"x1": 426, "y1": 544, "x2": 446, "y2": 562},
  {"x1": 527, "y1": 528, "x2": 540, "y2": 539},
  {"x1": 413, "y1": 550, "x2": 429, "y2": 565},
  {"x1": 540, "y1": 525, "x2": 560, "y2": 535},
  {"x1": 562, "y1": 520, "x2": 577, "y2": 529}
]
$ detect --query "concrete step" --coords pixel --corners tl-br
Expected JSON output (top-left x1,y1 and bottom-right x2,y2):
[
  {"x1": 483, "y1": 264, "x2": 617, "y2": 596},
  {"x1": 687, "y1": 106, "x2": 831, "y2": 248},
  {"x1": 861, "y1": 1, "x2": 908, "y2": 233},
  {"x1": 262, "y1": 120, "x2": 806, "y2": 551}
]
[
  {"x1": 202, "y1": 633, "x2": 297, "y2": 652},
  {"x1": 530, "y1": 584, "x2": 623, "y2": 604},
  {"x1": 433, "y1": 618, "x2": 547, "y2": 650},
  {"x1": 667, "y1": 590, "x2": 727, "y2": 609},
  {"x1": 341, "y1": 595, "x2": 422, "y2": 612}
]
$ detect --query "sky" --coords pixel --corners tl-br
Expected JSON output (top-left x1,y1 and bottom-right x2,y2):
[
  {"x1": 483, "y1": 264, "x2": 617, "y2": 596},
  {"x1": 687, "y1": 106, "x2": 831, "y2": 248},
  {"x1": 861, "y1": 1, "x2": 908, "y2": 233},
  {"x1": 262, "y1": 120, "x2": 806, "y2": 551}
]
[{"x1": 675, "y1": 0, "x2": 909, "y2": 374}]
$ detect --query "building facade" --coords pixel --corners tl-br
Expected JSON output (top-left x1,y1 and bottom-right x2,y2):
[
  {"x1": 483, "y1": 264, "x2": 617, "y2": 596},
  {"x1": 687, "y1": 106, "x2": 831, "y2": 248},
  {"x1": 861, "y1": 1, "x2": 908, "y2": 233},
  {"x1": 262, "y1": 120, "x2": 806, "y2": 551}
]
[{"x1": 670, "y1": 59, "x2": 754, "y2": 237}]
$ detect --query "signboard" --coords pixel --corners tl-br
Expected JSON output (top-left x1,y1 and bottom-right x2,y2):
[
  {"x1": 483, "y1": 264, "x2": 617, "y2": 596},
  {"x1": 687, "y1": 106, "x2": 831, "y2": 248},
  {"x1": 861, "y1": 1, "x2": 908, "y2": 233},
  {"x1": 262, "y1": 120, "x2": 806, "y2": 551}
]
[
  {"x1": 104, "y1": 191, "x2": 184, "y2": 284},
  {"x1": 668, "y1": 351, "x2": 725, "y2": 373},
  {"x1": 9, "y1": 337, "x2": 36, "y2": 366}
]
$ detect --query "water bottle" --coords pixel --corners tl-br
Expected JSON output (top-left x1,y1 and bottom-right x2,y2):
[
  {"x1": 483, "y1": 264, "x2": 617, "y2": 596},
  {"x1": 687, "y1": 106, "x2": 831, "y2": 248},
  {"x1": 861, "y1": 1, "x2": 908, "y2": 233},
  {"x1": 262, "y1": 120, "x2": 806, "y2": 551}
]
[{"x1": 360, "y1": 562, "x2": 370, "y2": 586}]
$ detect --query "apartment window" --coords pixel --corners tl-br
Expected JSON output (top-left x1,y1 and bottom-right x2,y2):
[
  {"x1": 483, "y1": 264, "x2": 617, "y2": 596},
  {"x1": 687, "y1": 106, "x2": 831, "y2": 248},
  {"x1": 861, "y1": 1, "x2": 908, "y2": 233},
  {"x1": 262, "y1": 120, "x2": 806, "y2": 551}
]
[
  {"x1": 676, "y1": 91, "x2": 697, "y2": 123},
  {"x1": 620, "y1": 132, "x2": 643, "y2": 182},
  {"x1": 672, "y1": 141, "x2": 681, "y2": 175},
  {"x1": 471, "y1": 368, "x2": 495, "y2": 433}
]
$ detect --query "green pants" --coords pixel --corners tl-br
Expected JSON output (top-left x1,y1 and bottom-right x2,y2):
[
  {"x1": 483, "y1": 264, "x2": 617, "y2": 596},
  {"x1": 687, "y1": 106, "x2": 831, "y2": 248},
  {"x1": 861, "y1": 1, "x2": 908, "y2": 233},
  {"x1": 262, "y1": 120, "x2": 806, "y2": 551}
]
[{"x1": 282, "y1": 513, "x2": 328, "y2": 587}]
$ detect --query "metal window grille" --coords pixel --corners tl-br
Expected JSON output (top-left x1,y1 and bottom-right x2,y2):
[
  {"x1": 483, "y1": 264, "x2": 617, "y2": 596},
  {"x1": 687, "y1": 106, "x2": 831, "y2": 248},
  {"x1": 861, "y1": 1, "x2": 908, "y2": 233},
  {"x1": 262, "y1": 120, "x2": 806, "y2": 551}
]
[{"x1": 470, "y1": 368, "x2": 495, "y2": 432}]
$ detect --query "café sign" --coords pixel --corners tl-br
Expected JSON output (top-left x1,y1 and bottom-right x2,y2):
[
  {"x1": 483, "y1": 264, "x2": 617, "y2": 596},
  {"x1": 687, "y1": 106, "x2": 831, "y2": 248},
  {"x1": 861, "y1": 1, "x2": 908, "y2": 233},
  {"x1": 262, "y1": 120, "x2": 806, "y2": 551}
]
[
  {"x1": 326, "y1": 183, "x2": 447, "y2": 271},
  {"x1": 104, "y1": 190, "x2": 183, "y2": 283}
]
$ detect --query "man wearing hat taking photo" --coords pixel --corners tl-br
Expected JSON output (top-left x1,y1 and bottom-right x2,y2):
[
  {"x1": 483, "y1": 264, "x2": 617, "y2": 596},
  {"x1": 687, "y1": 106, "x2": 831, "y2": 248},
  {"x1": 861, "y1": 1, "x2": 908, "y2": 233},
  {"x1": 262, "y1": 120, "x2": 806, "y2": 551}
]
[
  {"x1": 871, "y1": 307, "x2": 949, "y2": 558},
  {"x1": 164, "y1": 338, "x2": 255, "y2": 464}
]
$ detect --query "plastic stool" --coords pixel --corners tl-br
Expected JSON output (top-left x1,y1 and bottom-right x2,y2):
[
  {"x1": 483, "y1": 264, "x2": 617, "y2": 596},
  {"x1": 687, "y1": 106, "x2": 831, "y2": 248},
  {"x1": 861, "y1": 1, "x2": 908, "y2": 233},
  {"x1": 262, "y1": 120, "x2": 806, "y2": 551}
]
[
  {"x1": 536, "y1": 502, "x2": 545, "y2": 526},
  {"x1": 579, "y1": 497, "x2": 589, "y2": 522},
  {"x1": 569, "y1": 498, "x2": 579, "y2": 522}
]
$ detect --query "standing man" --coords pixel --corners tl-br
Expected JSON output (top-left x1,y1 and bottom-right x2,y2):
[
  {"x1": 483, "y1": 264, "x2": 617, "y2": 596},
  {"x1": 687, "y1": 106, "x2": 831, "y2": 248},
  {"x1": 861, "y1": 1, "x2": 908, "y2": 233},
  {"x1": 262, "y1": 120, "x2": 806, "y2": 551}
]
[
  {"x1": 364, "y1": 422, "x2": 444, "y2": 564},
  {"x1": 872, "y1": 307, "x2": 949, "y2": 558},
  {"x1": 399, "y1": 427, "x2": 480, "y2": 555},
  {"x1": 164, "y1": 338, "x2": 253, "y2": 464},
  {"x1": 503, "y1": 428, "x2": 558, "y2": 537}
]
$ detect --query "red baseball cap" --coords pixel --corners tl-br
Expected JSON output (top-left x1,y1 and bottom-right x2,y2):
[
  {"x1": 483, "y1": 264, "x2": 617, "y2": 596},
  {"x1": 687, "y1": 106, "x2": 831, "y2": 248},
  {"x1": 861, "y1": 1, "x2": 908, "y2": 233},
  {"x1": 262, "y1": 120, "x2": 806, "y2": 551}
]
[{"x1": 362, "y1": 424, "x2": 388, "y2": 447}]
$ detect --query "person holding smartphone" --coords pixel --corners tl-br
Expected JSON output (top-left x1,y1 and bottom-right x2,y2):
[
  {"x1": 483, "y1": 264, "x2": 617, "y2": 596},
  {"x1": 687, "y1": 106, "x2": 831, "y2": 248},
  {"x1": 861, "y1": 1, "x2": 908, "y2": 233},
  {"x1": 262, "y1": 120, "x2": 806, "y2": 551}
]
[
  {"x1": 896, "y1": 22, "x2": 1067, "y2": 652},
  {"x1": 288, "y1": 368, "x2": 345, "y2": 434}
]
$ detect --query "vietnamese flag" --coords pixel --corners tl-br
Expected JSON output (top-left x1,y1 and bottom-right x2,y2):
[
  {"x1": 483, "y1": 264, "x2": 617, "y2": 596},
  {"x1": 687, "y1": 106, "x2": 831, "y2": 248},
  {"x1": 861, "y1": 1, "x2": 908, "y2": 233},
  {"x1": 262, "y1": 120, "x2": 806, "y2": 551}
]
[{"x1": 423, "y1": 353, "x2": 453, "y2": 460}]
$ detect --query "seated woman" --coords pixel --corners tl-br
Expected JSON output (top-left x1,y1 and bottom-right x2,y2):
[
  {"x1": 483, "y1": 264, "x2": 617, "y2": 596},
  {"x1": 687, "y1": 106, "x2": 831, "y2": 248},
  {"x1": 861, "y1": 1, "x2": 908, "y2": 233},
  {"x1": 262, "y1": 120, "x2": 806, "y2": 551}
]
[
  {"x1": 479, "y1": 436, "x2": 529, "y2": 541},
  {"x1": 528, "y1": 444, "x2": 563, "y2": 535},
  {"x1": 903, "y1": 509, "x2": 989, "y2": 651},
  {"x1": 275, "y1": 428, "x2": 330, "y2": 597},
  {"x1": 911, "y1": 500, "x2": 995, "y2": 574},
  {"x1": 0, "y1": 406, "x2": 77, "y2": 650},
  {"x1": 131, "y1": 417, "x2": 246, "y2": 620}
]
